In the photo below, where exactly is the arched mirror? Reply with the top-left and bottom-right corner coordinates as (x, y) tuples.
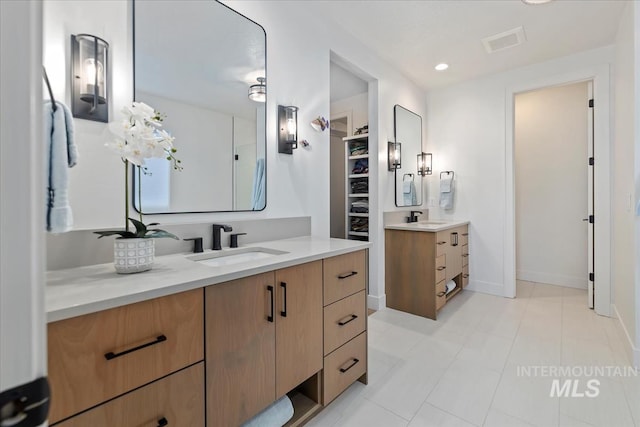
(133, 0), (266, 213)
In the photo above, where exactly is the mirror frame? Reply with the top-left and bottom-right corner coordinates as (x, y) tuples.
(393, 104), (423, 207)
(131, 0), (267, 214)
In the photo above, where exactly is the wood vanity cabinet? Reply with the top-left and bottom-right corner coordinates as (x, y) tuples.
(385, 225), (469, 320)
(205, 261), (323, 427)
(47, 289), (204, 425)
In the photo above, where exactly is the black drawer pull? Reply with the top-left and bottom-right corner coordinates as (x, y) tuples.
(451, 232), (459, 246)
(338, 314), (358, 326)
(437, 266), (446, 271)
(157, 417), (168, 427)
(462, 254), (469, 258)
(437, 241), (447, 245)
(437, 291), (447, 297)
(338, 271), (358, 279)
(280, 282), (287, 317)
(104, 335), (167, 360)
(339, 358), (359, 373)
(463, 274), (469, 278)
(267, 285), (274, 322)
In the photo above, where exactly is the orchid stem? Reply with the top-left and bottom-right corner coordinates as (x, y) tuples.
(124, 159), (129, 232)
(138, 166), (143, 224)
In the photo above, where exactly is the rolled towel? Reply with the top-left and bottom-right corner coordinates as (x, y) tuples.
(445, 280), (456, 295)
(241, 395), (294, 427)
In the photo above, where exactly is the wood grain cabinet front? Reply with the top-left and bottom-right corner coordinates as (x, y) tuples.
(323, 250), (366, 305)
(47, 289), (204, 424)
(322, 332), (367, 404)
(323, 290), (366, 355)
(55, 363), (205, 427)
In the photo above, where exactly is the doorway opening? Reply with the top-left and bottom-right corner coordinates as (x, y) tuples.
(514, 81), (594, 307)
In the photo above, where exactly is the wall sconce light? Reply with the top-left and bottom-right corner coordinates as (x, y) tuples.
(417, 152), (433, 176)
(71, 34), (109, 122)
(388, 141), (402, 171)
(278, 105), (298, 154)
(248, 77), (266, 103)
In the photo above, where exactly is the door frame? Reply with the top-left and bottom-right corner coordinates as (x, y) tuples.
(504, 65), (611, 317)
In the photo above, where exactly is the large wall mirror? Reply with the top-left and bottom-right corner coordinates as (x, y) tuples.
(394, 105), (423, 207)
(133, 0), (266, 213)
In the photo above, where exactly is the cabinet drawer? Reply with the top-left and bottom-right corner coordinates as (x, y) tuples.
(436, 254), (446, 284)
(463, 265), (469, 287)
(436, 281), (446, 311)
(56, 362), (205, 427)
(48, 289), (204, 423)
(324, 291), (366, 355)
(323, 332), (367, 404)
(324, 250), (366, 306)
(462, 244), (469, 266)
(435, 232), (448, 256)
(461, 231), (469, 246)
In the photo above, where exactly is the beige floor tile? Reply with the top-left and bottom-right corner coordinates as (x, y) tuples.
(408, 402), (476, 427)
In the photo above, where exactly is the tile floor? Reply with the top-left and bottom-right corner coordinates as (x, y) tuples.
(307, 281), (639, 427)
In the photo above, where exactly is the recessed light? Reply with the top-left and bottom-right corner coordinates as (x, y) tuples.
(435, 63), (449, 71)
(521, 0), (553, 4)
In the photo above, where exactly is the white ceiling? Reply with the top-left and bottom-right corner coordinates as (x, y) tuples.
(307, 0), (627, 91)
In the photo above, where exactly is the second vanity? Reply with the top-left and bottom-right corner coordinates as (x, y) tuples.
(385, 220), (469, 320)
(46, 236), (369, 427)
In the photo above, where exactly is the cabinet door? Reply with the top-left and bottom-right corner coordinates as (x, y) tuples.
(275, 261), (323, 397)
(206, 272), (276, 427)
(445, 228), (463, 281)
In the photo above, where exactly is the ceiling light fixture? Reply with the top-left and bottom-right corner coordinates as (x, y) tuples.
(521, 0), (553, 4)
(435, 63), (449, 71)
(248, 77), (266, 102)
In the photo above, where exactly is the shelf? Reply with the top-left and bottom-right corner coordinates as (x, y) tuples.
(348, 231), (369, 237)
(348, 173), (368, 179)
(348, 193), (369, 198)
(343, 133), (369, 141)
(446, 286), (462, 300)
(348, 154), (369, 160)
(348, 213), (369, 218)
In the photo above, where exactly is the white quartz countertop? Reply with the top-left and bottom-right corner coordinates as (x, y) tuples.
(384, 219), (469, 232)
(46, 236), (370, 323)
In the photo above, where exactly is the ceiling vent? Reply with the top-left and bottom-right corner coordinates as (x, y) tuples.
(482, 26), (526, 54)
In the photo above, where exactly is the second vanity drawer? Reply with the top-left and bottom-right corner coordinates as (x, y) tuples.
(435, 254), (446, 283)
(323, 250), (366, 306)
(436, 281), (446, 311)
(48, 289), (204, 424)
(463, 265), (470, 287)
(324, 290), (366, 355)
(56, 362), (205, 427)
(462, 244), (469, 266)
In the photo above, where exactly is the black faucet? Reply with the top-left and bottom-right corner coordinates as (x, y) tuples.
(230, 232), (247, 249)
(184, 237), (203, 253)
(212, 224), (233, 250)
(407, 211), (422, 223)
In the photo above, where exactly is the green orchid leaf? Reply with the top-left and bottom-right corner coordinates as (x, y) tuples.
(128, 218), (148, 237)
(146, 230), (179, 240)
(94, 230), (137, 239)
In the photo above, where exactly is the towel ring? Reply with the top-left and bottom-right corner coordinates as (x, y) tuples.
(440, 171), (454, 180)
(403, 173), (414, 182)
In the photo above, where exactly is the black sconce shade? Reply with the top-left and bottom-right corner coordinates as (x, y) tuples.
(417, 152), (433, 176)
(388, 141), (401, 171)
(71, 34), (109, 122)
(278, 105), (298, 154)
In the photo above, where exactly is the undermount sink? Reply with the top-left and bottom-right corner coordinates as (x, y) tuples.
(187, 247), (289, 267)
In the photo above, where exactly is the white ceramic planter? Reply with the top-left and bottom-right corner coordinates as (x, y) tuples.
(113, 238), (155, 274)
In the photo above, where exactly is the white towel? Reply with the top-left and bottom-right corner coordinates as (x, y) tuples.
(251, 158), (265, 210)
(440, 174), (454, 210)
(44, 101), (78, 233)
(241, 395), (294, 427)
(445, 280), (456, 294)
(403, 180), (417, 206)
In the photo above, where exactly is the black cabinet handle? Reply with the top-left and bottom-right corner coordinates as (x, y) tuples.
(462, 254), (469, 258)
(337, 314), (358, 326)
(267, 285), (274, 322)
(451, 232), (459, 246)
(338, 271), (358, 279)
(280, 282), (287, 317)
(104, 335), (167, 360)
(462, 233), (469, 236)
(437, 241), (447, 245)
(157, 417), (168, 427)
(463, 274), (469, 278)
(437, 266), (446, 271)
(339, 358), (360, 373)
(437, 291), (446, 297)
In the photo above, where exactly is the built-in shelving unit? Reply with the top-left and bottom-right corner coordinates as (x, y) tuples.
(344, 134), (369, 241)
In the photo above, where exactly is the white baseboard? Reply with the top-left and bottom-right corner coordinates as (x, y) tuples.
(517, 270), (587, 289)
(466, 280), (505, 298)
(367, 293), (386, 311)
(612, 304), (640, 369)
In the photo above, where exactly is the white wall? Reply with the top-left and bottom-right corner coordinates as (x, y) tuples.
(515, 82), (589, 289)
(426, 46), (614, 298)
(331, 92), (368, 134)
(614, 0), (639, 365)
